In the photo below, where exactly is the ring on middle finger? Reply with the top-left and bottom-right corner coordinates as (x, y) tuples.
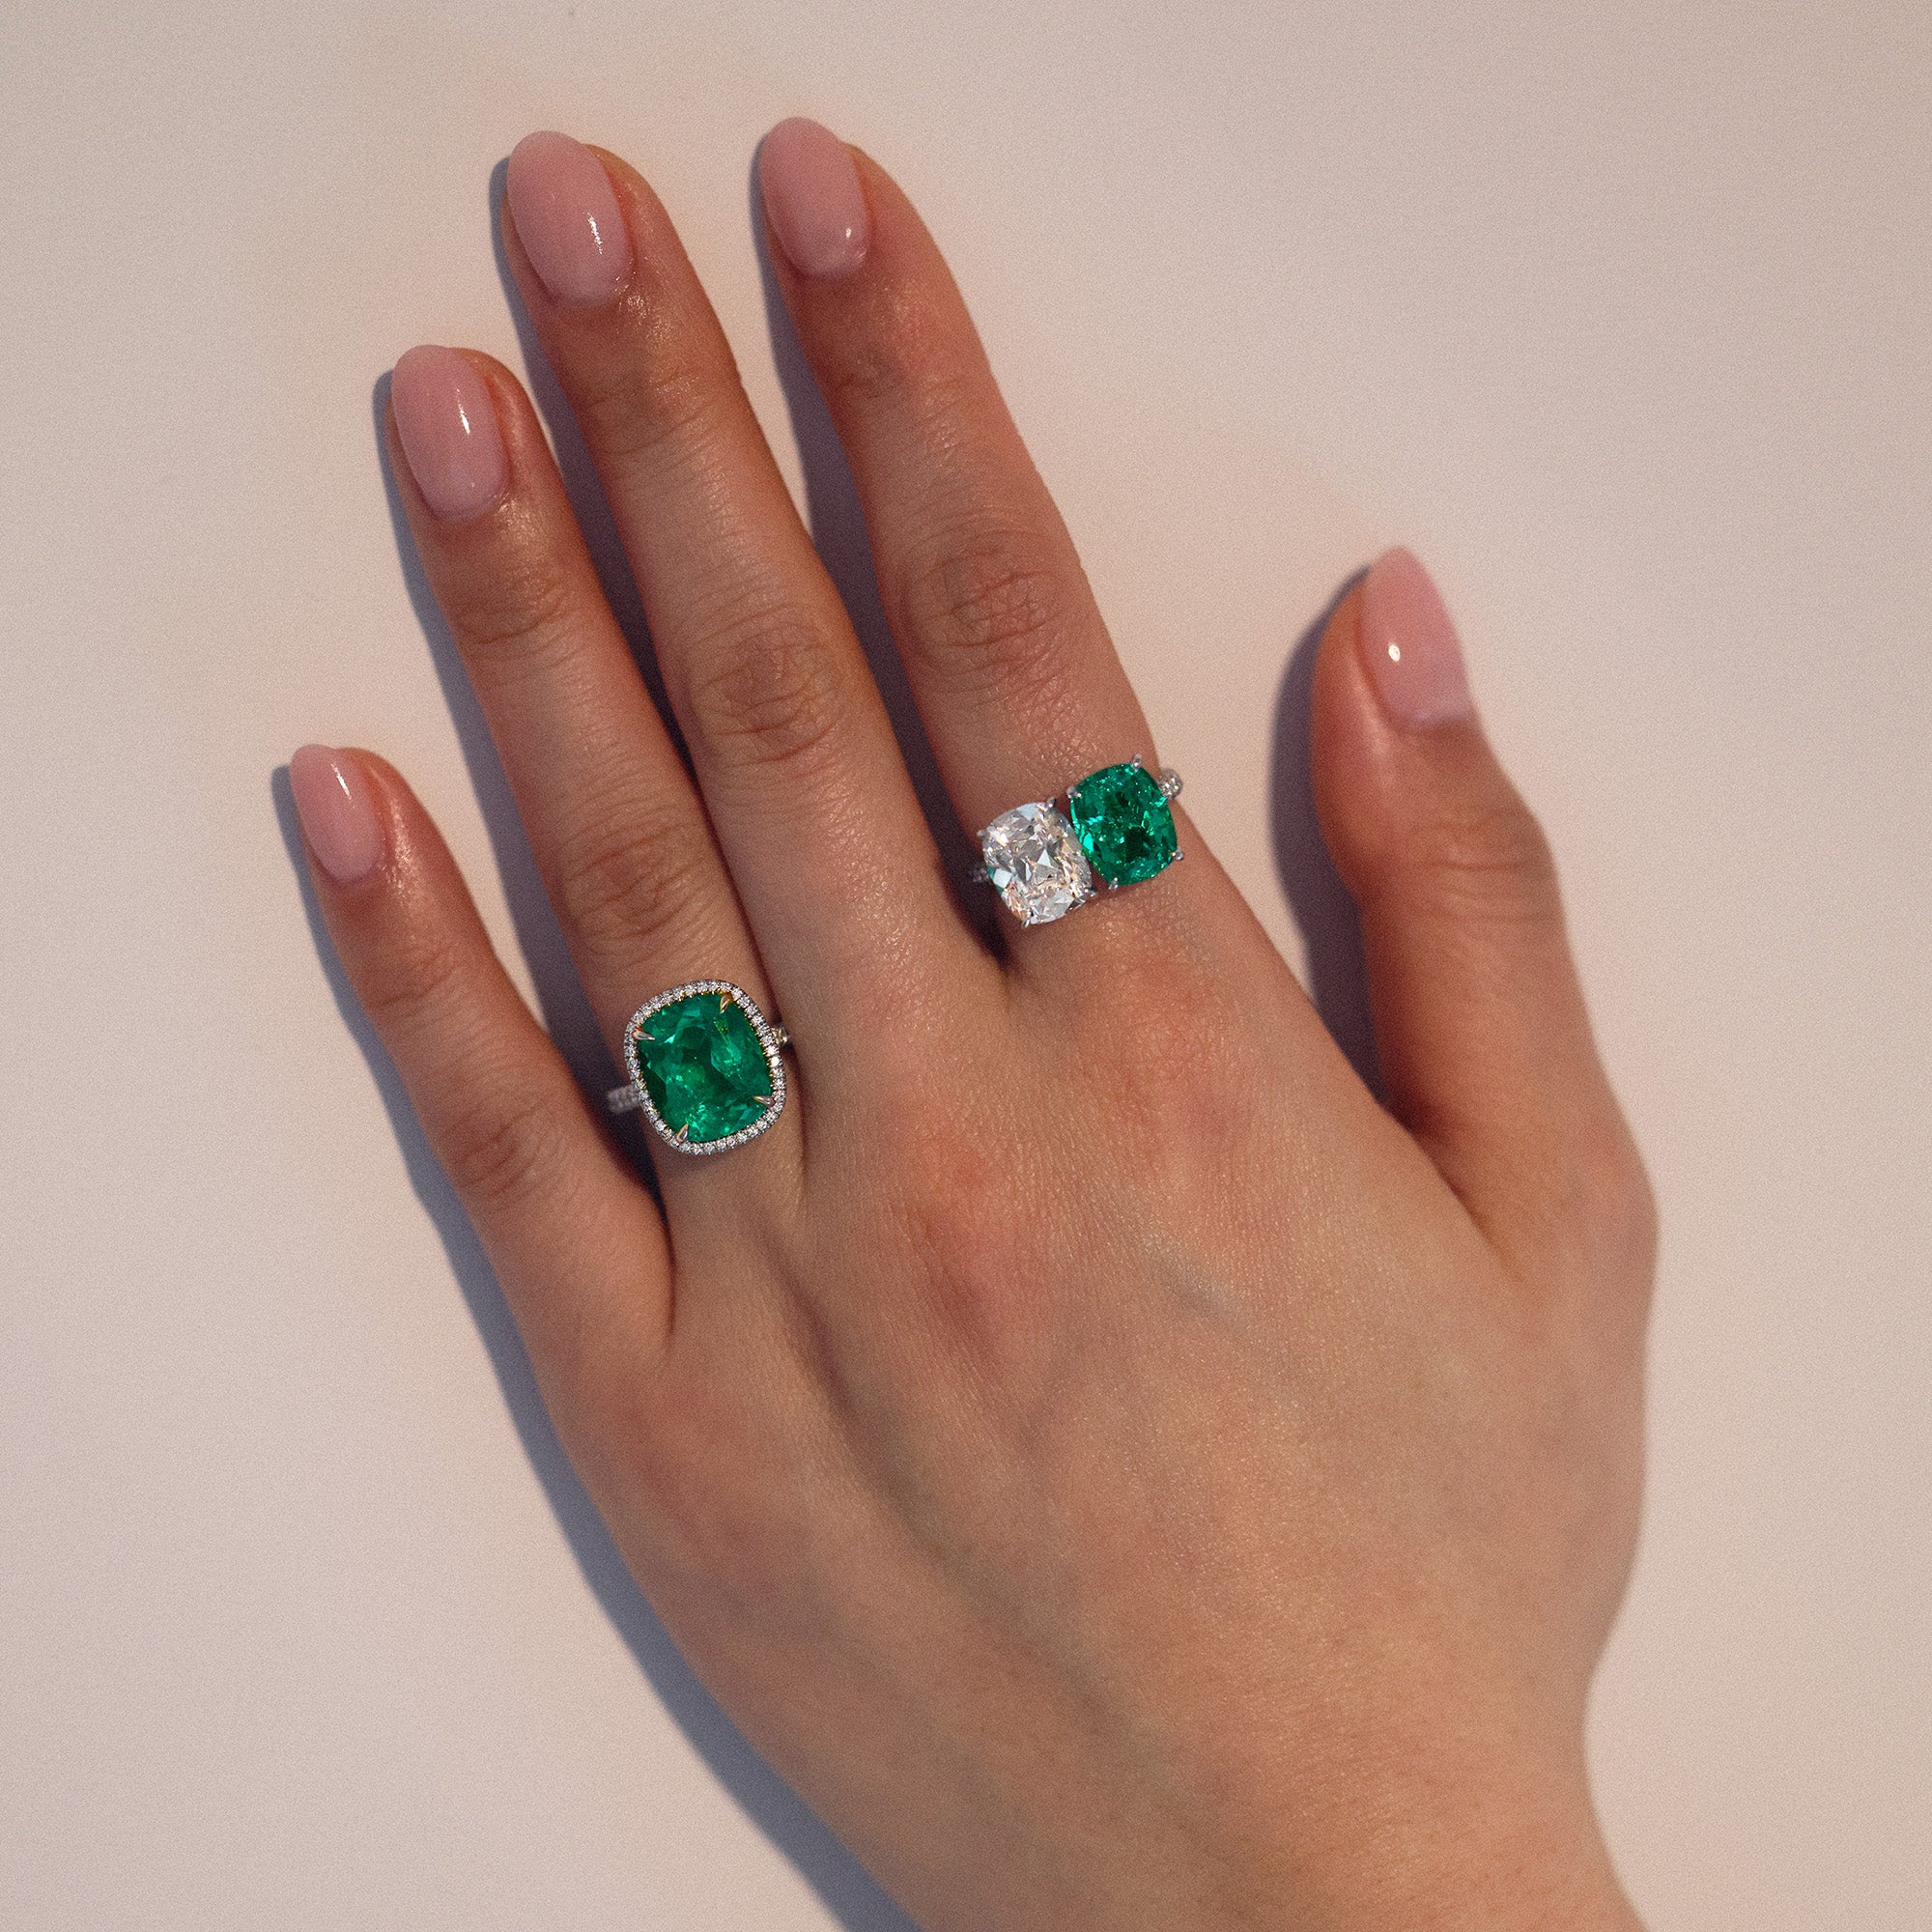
(975, 758), (1183, 927)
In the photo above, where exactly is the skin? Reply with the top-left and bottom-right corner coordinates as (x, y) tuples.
(301, 138), (1656, 1930)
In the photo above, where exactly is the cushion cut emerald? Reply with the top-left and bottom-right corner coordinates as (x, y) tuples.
(1066, 761), (1178, 886)
(630, 990), (776, 1145)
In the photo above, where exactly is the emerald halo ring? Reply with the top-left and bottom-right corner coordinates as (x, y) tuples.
(976, 759), (1183, 926)
(605, 980), (790, 1155)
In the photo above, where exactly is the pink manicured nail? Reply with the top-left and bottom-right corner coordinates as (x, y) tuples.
(506, 130), (634, 307)
(758, 118), (869, 280)
(290, 747), (384, 885)
(1357, 548), (1474, 727)
(389, 346), (508, 522)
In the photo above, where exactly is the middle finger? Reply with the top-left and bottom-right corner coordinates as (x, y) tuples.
(500, 131), (976, 1042)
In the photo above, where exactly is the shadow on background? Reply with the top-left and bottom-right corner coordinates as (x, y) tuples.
(271, 757), (909, 1932)
(1268, 580), (1379, 1095)
(270, 166), (917, 1932)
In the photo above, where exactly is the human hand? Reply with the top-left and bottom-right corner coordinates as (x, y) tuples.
(290, 120), (1654, 1930)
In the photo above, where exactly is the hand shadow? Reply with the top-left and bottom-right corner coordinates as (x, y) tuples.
(1268, 577), (1380, 1095)
(270, 171), (918, 1932)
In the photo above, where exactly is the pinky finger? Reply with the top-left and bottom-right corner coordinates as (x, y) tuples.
(289, 745), (672, 1408)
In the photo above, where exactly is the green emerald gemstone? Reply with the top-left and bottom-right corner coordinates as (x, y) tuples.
(631, 990), (775, 1144)
(1067, 761), (1178, 886)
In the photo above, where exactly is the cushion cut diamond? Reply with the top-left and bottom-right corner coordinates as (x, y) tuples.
(980, 802), (1092, 925)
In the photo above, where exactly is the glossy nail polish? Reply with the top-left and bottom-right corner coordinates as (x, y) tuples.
(757, 118), (870, 280)
(389, 346), (508, 522)
(506, 130), (634, 306)
(290, 746), (384, 884)
(1357, 547), (1474, 727)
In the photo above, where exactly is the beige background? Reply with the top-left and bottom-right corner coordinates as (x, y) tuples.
(3, 1), (1927, 1925)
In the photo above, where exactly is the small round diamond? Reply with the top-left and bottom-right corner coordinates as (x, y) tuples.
(980, 802), (1093, 925)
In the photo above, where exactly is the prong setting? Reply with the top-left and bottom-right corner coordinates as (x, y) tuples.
(607, 980), (788, 1155)
(974, 760), (1184, 923)
(978, 800), (1093, 925)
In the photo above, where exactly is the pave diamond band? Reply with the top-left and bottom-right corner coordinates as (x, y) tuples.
(975, 760), (1182, 926)
(606, 980), (790, 1154)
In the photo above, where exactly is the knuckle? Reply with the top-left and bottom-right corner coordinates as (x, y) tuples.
(1530, 1120), (1660, 1309)
(549, 801), (711, 963)
(1406, 790), (1561, 923)
(354, 924), (467, 1037)
(896, 1116), (1043, 1351)
(1581, 1128), (1660, 1285)
(450, 554), (582, 678)
(898, 524), (1081, 707)
(437, 1088), (568, 1209)
(680, 608), (846, 777)
(822, 289), (972, 413)
(568, 344), (735, 471)
(1096, 955), (1245, 1141)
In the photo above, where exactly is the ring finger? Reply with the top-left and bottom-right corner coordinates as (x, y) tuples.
(384, 344), (777, 1187)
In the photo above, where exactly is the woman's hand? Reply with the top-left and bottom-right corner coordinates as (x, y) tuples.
(291, 120), (1655, 1930)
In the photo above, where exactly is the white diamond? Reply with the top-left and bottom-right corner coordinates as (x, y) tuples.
(980, 802), (1092, 925)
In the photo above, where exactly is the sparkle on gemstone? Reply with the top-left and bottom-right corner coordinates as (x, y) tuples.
(980, 801), (1093, 925)
(1067, 760), (1179, 886)
(630, 989), (777, 1145)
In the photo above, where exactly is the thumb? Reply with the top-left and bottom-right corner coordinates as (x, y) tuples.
(1309, 549), (1654, 1295)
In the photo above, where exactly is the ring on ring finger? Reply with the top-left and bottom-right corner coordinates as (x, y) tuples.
(607, 980), (791, 1155)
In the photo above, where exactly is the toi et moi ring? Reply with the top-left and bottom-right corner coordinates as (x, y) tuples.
(606, 980), (790, 1155)
(975, 758), (1183, 927)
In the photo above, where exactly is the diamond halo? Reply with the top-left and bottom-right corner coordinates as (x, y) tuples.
(606, 980), (789, 1155)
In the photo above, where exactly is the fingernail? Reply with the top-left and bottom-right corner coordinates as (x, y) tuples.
(290, 747), (384, 885)
(506, 130), (634, 307)
(758, 118), (869, 280)
(389, 346), (508, 522)
(1357, 547), (1474, 727)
